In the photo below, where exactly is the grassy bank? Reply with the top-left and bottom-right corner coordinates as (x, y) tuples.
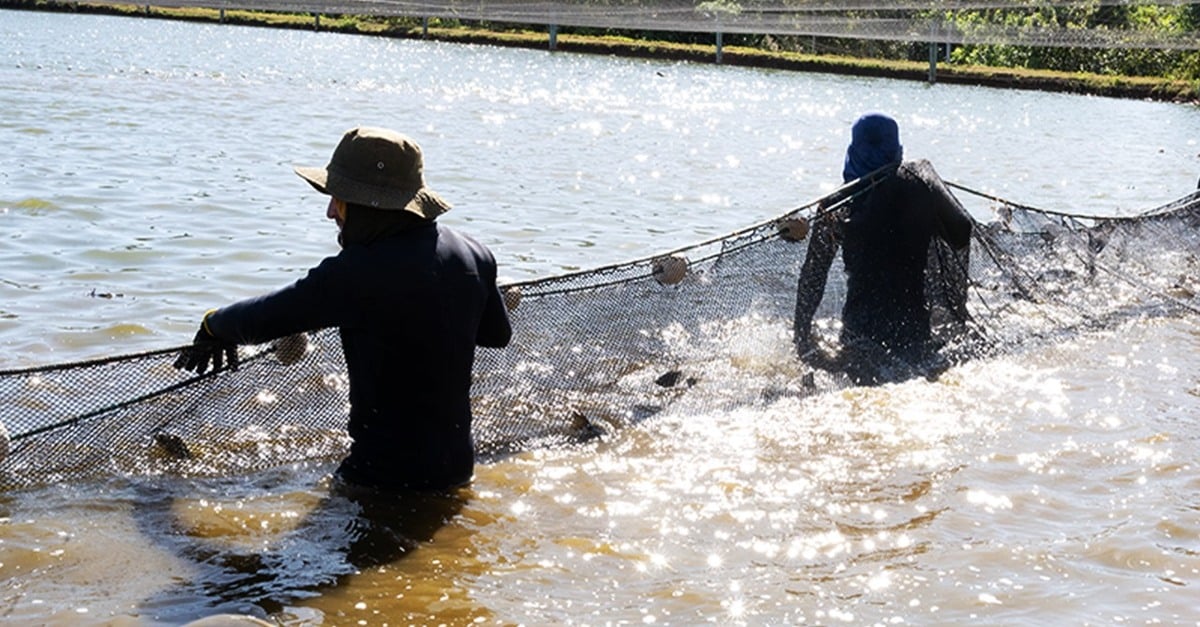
(6, 0), (1199, 103)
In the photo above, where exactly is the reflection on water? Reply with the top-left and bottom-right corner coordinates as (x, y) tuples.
(4, 12), (1200, 364)
(1, 9), (1200, 626)
(457, 318), (1200, 625)
(0, 319), (1197, 623)
(130, 470), (469, 622)
(463, 380), (982, 623)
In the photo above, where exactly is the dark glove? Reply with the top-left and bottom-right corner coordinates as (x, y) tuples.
(173, 314), (239, 375)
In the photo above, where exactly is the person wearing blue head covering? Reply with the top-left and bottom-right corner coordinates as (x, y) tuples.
(792, 113), (974, 385)
(842, 113), (903, 183)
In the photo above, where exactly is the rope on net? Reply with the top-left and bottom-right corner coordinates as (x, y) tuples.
(1, 179), (1198, 491)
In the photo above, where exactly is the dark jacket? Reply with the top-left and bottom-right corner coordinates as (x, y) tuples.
(794, 160), (972, 374)
(206, 221), (512, 490)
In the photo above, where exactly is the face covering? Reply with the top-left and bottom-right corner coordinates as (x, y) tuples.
(339, 203), (429, 248)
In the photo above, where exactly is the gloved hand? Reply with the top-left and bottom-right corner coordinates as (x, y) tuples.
(173, 313), (239, 375)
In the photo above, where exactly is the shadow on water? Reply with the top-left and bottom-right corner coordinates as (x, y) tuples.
(130, 465), (466, 623)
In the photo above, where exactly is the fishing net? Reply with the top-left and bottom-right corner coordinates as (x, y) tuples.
(1, 173), (1198, 492)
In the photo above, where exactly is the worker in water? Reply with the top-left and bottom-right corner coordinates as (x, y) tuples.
(793, 113), (973, 385)
(174, 126), (513, 491)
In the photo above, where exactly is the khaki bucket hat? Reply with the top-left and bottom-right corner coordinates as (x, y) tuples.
(294, 126), (451, 219)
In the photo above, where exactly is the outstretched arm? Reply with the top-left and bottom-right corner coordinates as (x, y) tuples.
(909, 160), (975, 333)
(793, 213), (840, 357)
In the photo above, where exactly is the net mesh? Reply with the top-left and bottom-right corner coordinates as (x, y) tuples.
(2, 178), (1198, 491)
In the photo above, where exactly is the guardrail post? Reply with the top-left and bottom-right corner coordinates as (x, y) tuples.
(928, 41), (937, 83)
(715, 31), (723, 64)
(549, 24), (558, 50)
(927, 22), (938, 84)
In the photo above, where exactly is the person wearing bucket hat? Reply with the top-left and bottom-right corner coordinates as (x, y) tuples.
(174, 126), (512, 491)
(294, 126), (452, 222)
(792, 113), (974, 385)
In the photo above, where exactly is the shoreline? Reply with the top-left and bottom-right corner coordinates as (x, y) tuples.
(4, 0), (1199, 103)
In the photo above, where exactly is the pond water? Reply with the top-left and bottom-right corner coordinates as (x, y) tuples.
(2, 9), (1199, 626)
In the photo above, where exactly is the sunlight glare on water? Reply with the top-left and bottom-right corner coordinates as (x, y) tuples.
(446, 318), (1200, 625)
(460, 363), (1001, 623)
(2, 10), (1200, 626)
(5, 15), (1199, 362)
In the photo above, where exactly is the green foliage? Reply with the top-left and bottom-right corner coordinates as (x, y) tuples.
(948, 3), (1200, 80)
(695, 0), (742, 16)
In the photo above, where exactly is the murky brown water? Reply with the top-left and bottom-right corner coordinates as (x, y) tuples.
(2, 9), (1200, 625)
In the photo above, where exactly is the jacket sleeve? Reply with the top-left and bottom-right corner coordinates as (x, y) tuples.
(913, 159), (973, 250)
(477, 283), (513, 348)
(475, 250), (513, 349)
(792, 211), (840, 353)
(204, 255), (350, 345)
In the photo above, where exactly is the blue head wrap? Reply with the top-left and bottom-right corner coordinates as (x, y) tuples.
(842, 113), (903, 183)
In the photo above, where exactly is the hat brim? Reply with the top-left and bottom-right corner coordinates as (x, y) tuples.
(293, 165), (451, 220)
